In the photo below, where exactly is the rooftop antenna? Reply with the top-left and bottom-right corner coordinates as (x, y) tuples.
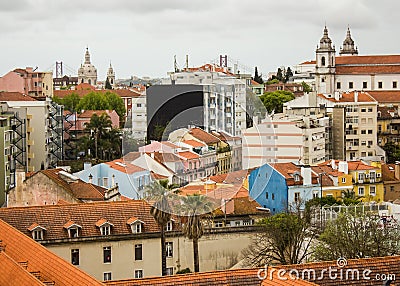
(174, 55), (178, 72)
(185, 55), (189, 70)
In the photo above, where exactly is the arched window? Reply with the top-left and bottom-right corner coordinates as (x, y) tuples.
(88, 79), (91, 85)
(321, 56), (326, 66)
(111, 79), (113, 84)
(81, 79), (84, 83)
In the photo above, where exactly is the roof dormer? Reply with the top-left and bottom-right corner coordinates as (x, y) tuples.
(127, 217), (144, 234)
(95, 218), (114, 236)
(28, 223), (46, 241)
(63, 220), (82, 238)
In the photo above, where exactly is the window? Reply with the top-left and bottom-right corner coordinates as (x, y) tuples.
(71, 249), (79, 265)
(134, 270), (143, 278)
(370, 186), (376, 196)
(271, 193), (275, 200)
(363, 82), (368, 89)
(378, 81), (383, 89)
(214, 221), (224, 227)
(137, 103), (142, 107)
(103, 177), (109, 187)
(321, 56), (326, 66)
(265, 192), (269, 199)
(361, 130), (366, 135)
(166, 267), (174, 276)
(135, 244), (142, 261)
(358, 173), (365, 181)
(358, 187), (365, 196)
(101, 225), (111, 236)
(337, 82), (341, 89)
(368, 130), (373, 134)
(33, 230), (43, 240)
(391, 186), (395, 192)
(134, 223), (142, 233)
(165, 242), (173, 258)
(103, 272), (112, 281)
(368, 108), (373, 112)
(103, 246), (111, 263)
(349, 82), (354, 89)
(69, 227), (79, 238)
(294, 192), (300, 203)
(165, 221), (173, 231)
(342, 177), (346, 183)
(294, 174), (300, 182)
(393, 81), (398, 89)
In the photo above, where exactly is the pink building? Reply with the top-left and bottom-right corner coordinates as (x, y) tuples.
(0, 67), (53, 98)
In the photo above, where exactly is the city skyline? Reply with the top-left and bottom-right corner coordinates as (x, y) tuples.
(0, 0), (399, 80)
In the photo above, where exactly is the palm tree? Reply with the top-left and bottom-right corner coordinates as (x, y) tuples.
(341, 189), (363, 205)
(179, 195), (214, 272)
(84, 113), (113, 160)
(145, 182), (171, 276)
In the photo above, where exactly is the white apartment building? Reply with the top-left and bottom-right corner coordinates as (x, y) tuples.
(131, 94), (147, 140)
(242, 114), (326, 169)
(162, 64), (248, 137)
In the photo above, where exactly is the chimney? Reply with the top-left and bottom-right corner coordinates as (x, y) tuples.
(331, 159), (336, 170)
(334, 91), (340, 101)
(395, 162), (400, 180)
(88, 174), (93, 184)
(84, 162), (91, 170)
(111, 174), (115, 187)
(338, 161), (349, 175)
(354, 91), (358, 103)
(301, 166), (312, 185)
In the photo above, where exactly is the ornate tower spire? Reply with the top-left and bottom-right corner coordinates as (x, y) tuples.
(318, 25), (334, 51)
(339, 26), (358, 56)
(84, 47), (91, 64)
(315, 25), (336, 94)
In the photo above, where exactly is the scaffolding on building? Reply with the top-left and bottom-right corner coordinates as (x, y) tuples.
(48, 101), (64, 167)
(11, 112), (27, 171)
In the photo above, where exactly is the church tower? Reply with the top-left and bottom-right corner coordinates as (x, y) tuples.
(315, 26), (336, 94)
(106, 62), (115, 88)
(78, 47), (98, 86)
(339, 26), (358, 56)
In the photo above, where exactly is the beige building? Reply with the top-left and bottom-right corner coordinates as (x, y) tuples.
(242, 114), (326, 169)
(0, 200), (263, 281)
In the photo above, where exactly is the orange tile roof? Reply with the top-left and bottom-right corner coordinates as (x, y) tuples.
(95, 218), (112, 227)
(126, 217), (143, 225)
(209, 170), (249, 184)
(189, 127), (220, 144)
(75, 83), (95, 90)
(78, 110), (111, 118)
(319, 160), (377, 171)
(40, 168), (107, 201)
(0, 91), (36, 101)
(123, 152), (142, 162)
(105, 159), (146, 174)
(182, 139), (206, 147)
(318, 91), (376, 103)
(0, 200), (160, 241)
(270, 163), (318, 185)
(336, 55), (400, 65)
(153, 152), (182, 163)
(0, 219), (105, 285)
(27, 223), (45, 232)
(336, 65), (400, 74)
(161, 141), (180, 149)
(63, 220), (81, 229)
(104, 268), (317, 286)
(368, 91), (400, 103)
(178, 151), (200, 160)
(150, 171), (169, 180)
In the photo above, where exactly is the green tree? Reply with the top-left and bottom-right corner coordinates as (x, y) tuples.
(105, 77), (112, 90)
(179, 195), (214, 272)
(259, 90), (295, 113)
(383, 142), (400, 163)
(313, 212), (400, 261)
(341, 189), (363, 205)
(53, 93), (81, 112)
(301, 81), (312, 93)
(243, 212), (316, 266)
(77, 92), (110, 112)
(145, 182), (172, 276)
(266, 79), (279, 85)
(284, 67), (293, 83)
(276, 68), (283, 82)
(253, 66), (264, 84)
(105, 91), (126, 118)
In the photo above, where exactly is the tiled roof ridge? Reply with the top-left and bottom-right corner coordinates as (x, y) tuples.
(3, 198), (148, 211)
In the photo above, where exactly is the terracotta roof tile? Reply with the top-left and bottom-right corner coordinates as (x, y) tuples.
(368, 91), (400, 103)
(189, 127), (220, 144)
(63, 220), (81, 229)
(95, 218), (113, 227)
(0, 200), (160, 241)
(105, 159), (146, 174)
(336, 55), (400, 65)
(0, 91), (36, 101)
(178, 151), (200, 160)
(126, 217), (143, 225)
(318, 91), (376, 103)
(0, 219), (105, 285)
(182, 140), (206, 147)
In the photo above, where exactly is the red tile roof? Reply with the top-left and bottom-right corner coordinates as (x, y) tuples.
(105, 159), (146, 174)
(336, 55), (400, 65)
(104, 268), (317, 286)
(78, 110), (112, 118)
(318, 91), (376, 103)
(209, 170), (249, 184)
(0, 219), (105, 285)
(178, 151), (200, 160)
(319, 160), (377, 171)
(0, 91), (36, 101)
(153, 152), (182, 163)
(0, 200), (161, 241)
(182, 140), (206, 148)
(368, 91), (400, 103)
(189, 127), (220, 145)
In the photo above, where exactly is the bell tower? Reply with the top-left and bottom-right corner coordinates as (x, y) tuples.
(339, 26), (358, 56)
(315, 26), (336, 94)
(106, 62), (115, 88)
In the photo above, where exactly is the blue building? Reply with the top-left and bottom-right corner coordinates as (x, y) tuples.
(74, 159), (151, 199)
(249, 162), (320, 214)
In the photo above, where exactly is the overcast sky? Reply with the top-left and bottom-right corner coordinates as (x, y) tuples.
(0, 0), (398, 80)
